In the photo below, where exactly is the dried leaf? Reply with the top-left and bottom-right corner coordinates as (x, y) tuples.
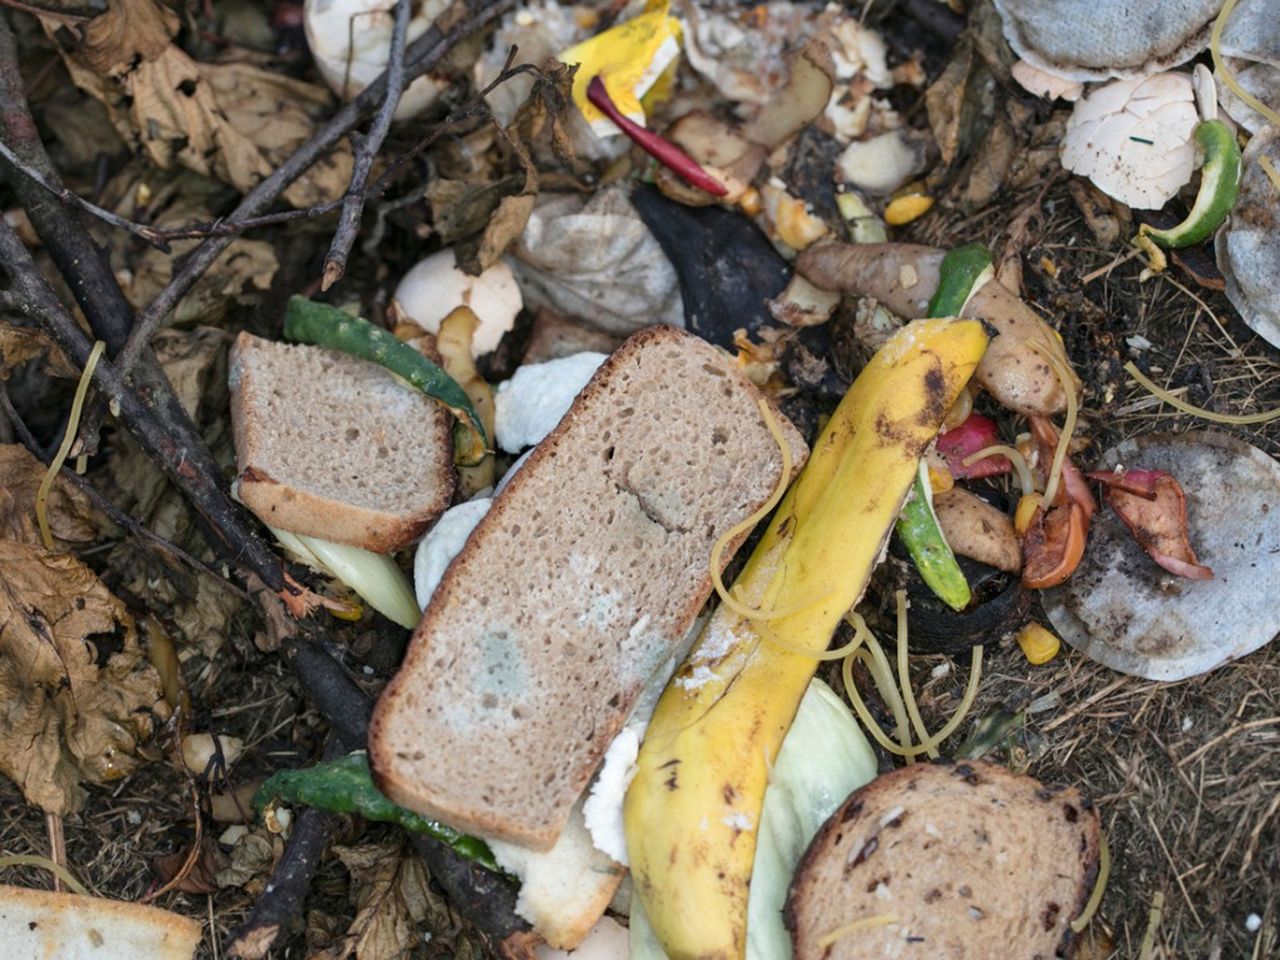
(50, 0), (351, 208)
(0, 541), (166, 814)
(0, 326), (77, 380)
(0, 444), (97, 548)
(322, 843), (436, 960)
(153, 837), (230, 894)
(215, 827), (279, 892)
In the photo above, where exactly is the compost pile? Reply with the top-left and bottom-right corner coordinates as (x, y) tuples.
(0, 0), (1277, 958)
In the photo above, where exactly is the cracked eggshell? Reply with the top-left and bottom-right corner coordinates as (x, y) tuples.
(837, 129), (929, 195)
(992, 0), (1223, 82)
(1216, 126), (1280, 349)
(303, 0), (448, 120)
(1061, 72), (1199, 209)
(1011, 59), (1083, 101)
(392, 250), (522, 357)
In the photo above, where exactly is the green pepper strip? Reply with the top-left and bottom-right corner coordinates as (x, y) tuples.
(1139, 119), (1242, 249)
(894, 243), (993, 609)
(895, 464), (972, 611)
(254, 751), (505, 874)
(284, 296), (489, 466)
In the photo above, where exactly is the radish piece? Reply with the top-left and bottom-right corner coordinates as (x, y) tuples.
(936, 414), (1010, 479)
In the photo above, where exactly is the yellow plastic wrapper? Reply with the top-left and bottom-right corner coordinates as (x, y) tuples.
(558, 0), (681, 137)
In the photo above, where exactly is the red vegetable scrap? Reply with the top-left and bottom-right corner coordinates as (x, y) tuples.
(586, 76), (729, 198)
(936, 413), (1011, 479)
(1021, 416), (1096, 590)
(1087, 468), (1214, 580)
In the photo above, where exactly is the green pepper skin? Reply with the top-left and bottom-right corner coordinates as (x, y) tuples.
(254, 751), (503, 873)
(926, 242), (994, 317)
(1142, 120), (1242, 249)
(284, 296), (488, 464)
(896, 472), (972, 611)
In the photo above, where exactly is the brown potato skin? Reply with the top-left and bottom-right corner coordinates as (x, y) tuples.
(796, 241), (1077, 416)
(933, 486), (1022, 573)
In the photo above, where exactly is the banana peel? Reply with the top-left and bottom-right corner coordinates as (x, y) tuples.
(623, 317), (988, 960)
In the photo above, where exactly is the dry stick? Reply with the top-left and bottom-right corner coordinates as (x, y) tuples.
(114, 0), (517, 384)
(0, 380), (251, 599)
(0, 219), (293, 596)
(0, 139), (171, 251)
(320, 0), (411, 291)
(225, 734), (344, 960)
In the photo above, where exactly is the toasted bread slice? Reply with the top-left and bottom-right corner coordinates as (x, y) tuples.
(229, 332), (455, 552)
(369, 326), (808, 850)
(785, 760), (1100, 960)
(2, 885), (201, 959)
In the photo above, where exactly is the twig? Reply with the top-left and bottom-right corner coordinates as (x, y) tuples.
(114, 0), (517, 384)
(44, 813), (64, 893)
(320, 0), (411, 291)
(0, 383), (251, 601)
(225, 736), (343, 960)
(142, 781), (203, 903)
(0, 217), (294, 598)
(0, 139), (171, 251)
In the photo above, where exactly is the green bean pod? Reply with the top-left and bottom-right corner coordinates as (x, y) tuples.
(895, 466), (972, 611)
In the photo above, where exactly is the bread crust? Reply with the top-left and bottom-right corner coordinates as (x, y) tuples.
(1, 884), (202, 959)
(229, 331), (456, 552)
(368, 325), (807, 850)
(785, 759), (1101, 960)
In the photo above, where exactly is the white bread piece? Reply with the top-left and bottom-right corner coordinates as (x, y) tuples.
(2, 885), (201, 960)
(369, 326), (808, 850)
(229, 332), (456, 552)
(489, 800), (625, 950)
(785, 760), (1101, 960)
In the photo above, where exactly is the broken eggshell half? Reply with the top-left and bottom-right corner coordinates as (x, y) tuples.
(303, 0), (448, 120)
(992, 0), (1222, 83)
(392, 249), (523, 358)
(1044, 431), (1280, 681)
(1061, 72), (1200, 209)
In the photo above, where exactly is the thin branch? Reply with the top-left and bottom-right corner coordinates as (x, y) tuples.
(0, 383), (251, 601)
(320, 0), (411, 291)
(225, 735), (343, 960)
(0, 217), (295, 598)
(114, 0), (518, 384)
(0, 138), (171, 251)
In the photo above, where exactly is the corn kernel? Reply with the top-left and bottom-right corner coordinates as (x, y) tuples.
(737, 186), (762, 217)
(927, 464), (954, 495)
(1017, 622), (1061, 665)
(884, 193), (934, 226)
(1014, 493), (1040, 535)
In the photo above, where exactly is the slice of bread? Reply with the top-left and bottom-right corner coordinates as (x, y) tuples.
(785, 760), (1100, 960)
(2, 885), (201, 959)
(229, 332), (456, 553)
(369, 325), (808, 850)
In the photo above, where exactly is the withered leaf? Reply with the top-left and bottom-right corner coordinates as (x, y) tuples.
(50, 0), (351, 208)
(0, 326), (77, 381)
(0, 444), (97, 548)
(322, 843), (437, 960)
(0, 541), (166, 815)
(215, 827), (279, 892)
(153, 837), (230, 894)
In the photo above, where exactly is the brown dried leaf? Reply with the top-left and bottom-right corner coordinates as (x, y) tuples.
(323, 843), (435, 960)
(0, 444), (97, 548)
(0, 541), (166, 814)
(51, 0), (351, 208)
(215, 827), (279, 892)
(153, 837), (230, 894)
(0, 326), (77, 380)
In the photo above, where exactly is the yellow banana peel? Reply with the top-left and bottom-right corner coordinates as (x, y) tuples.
(624, 317), (989, 960)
